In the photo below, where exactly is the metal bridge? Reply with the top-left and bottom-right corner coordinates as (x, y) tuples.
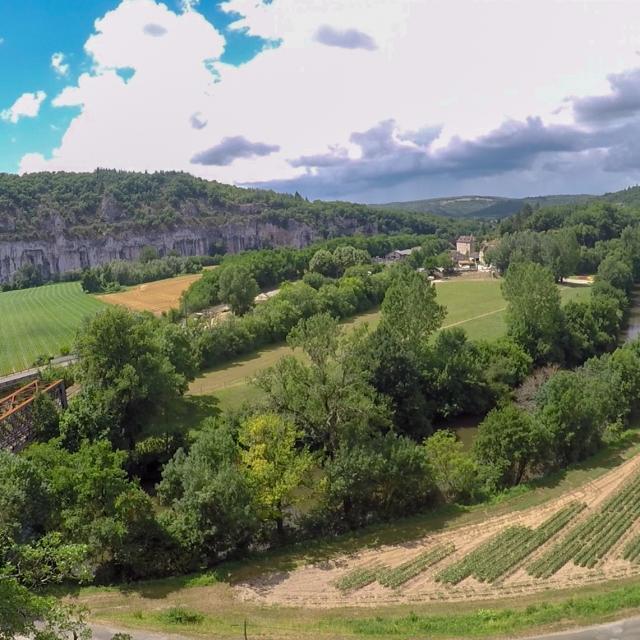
(0, 379), (68, 453)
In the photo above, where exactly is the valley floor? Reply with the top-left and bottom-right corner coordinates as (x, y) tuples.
(71, 436), (640, 640)
(188, 279), (589, 410)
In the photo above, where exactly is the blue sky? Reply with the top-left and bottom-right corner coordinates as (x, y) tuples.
(0, 0), (265, 173)
(3, 0), (640, 202)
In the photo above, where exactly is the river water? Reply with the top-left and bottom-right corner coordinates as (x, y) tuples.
(622, 287), (640, 343)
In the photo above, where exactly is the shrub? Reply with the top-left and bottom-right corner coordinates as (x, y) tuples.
(160, 607), (204, 625)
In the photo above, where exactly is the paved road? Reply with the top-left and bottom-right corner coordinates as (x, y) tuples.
(88, 615), (640, 640)
(525, 615), (640, 640)
(0, 355), (77, 391)
(90, 624), (186, 640)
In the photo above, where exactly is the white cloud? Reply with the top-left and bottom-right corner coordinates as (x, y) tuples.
(1, 90), (46, 124)
(51, 52), (69, 77)
(18, 0), (640, 200)
(180, 0), (200, 12)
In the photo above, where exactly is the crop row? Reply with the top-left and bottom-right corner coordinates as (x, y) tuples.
(335, 563), (383, 592)
(528, 472), (640, 578)
(436, 502), (585, 585)
(623, 533), (640, 562)
(377, 544), (455, 588)
(335, 544), (455, 592)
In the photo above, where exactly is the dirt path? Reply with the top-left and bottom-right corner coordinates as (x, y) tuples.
(442, 305), (506, 329)
(236, 451), (640, 608)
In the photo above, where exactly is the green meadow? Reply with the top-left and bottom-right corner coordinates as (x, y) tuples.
(0, 282), (105, 375)
(189, 279), (591, 410)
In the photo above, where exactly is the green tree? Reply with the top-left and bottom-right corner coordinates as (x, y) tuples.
(322, 433), (431, 526)
(23, 440), (161, 580)
(218, 264), (259, 315)
(365, 327), (432, 439)
(30, 392), (61, 442)
(255, 314), (389, 457)
(474, 404), (548, 488)
(332, 245), (370, 273)
(73, 307), (188, 448)
(424, 328), (492, 418)
(139, 245), (159, 263)
(309, 249), (339, 277)
(536, 368), (615, 464)
(540, 229), (579, 282)
(80, 269), (103, 293)
(423, 431), (478, 503)
(239, 413), (313, 536)
(502, 261), (564, 363)
(157, 420), (257, 564)
(596, 251), (634, 294)
(379, 267), (445, 351)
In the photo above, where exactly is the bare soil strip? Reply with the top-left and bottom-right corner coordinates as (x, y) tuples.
(236, 451), (640, 608)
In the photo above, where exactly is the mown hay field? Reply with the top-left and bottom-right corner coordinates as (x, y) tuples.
(0, 282), (105, 374)
(96, 271), (206, 314)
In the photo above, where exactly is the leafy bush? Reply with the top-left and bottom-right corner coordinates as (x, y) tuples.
(159, 607), (204, 625)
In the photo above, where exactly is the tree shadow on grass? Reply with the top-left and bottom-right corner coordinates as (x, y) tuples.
(67, 431), (640, 601)
(142, 394), (222, 440)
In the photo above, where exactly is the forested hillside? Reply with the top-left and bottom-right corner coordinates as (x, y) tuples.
(0, 170), (486, 285)
(0, 170), (478, 241)
(377, 194), (595, 219)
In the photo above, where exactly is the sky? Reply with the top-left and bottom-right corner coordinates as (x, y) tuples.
(3, 0), (640, 203)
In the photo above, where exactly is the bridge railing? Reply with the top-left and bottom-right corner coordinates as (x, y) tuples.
(0, 379), (68, 453)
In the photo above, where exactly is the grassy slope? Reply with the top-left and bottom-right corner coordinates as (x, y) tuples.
(74, 435), (640, 640)
(189, 280), (590, 410)
(0, 282), (105, 374)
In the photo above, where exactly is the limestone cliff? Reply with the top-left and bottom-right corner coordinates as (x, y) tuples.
(0, 218), (377, 283)
(0, 169), (448, 283)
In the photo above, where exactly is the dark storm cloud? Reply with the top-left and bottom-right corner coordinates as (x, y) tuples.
(246, 66), (640, 201)
(435, 117), (607, 176)
(191, 136), (280, 166)
(252, 117), (608, 197)
(314, 25), (377, 51)
(572, 68), (640, 124)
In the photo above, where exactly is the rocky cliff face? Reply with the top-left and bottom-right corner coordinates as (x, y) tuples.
(0, 218), (377, 283)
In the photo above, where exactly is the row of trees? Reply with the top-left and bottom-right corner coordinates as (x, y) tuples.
(501, 237), (634, 365)
(80, 252), (214, 294)
(180, 233), (460, 314)
(196, 266), (390, 368)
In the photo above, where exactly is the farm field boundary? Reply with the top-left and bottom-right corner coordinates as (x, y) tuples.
(0, 282), (105, 375)
(96, 271), (206, 314)
(235, 448), (640, 608)
(188, 281), (589, 407)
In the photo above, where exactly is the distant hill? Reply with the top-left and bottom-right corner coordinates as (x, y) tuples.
(0, 170), (480, 284)
(376, 194), (595, 219)
(601, 185), (640, 206)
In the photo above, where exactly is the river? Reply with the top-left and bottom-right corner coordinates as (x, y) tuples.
(622, 285), (640, 343)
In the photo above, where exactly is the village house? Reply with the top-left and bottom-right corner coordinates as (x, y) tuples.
(451, 235), (480, 269)
(379, 246), (421, 263)
(456, 235), (476, 257)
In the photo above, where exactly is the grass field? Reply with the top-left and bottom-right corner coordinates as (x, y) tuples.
(96, 271), (206, 315)
(0, 282), (105, 375)
(188, 280), (591, 409)
(72, 436), (640, 640)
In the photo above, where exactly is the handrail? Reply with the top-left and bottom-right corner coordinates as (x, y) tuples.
(0, 380), (64, 422)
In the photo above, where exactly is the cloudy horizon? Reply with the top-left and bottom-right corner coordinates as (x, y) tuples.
(3, 0), (640, 203)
